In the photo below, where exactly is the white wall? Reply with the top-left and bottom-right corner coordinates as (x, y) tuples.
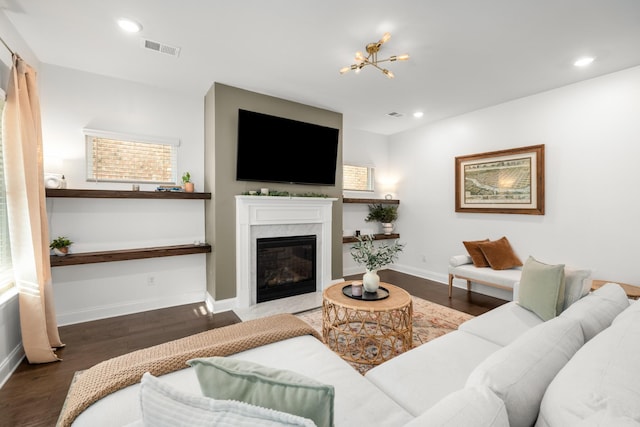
(342, 127), (397, 275)
(39, 64), (208, 324)
(39, 64), (204, 190)
(389, 65), (640, 298)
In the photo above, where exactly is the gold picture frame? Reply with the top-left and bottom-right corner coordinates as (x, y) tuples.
(455, 144), (545, 215)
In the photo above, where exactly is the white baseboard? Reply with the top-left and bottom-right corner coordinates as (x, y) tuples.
(56, 291), (206, 326)
(390, 263), (449, 284)
(205, 277), (345, 316)
(205, 293), (237, 314)
(0, 343), (24, 389)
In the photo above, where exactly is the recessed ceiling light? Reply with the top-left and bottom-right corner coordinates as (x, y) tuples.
(574, 57), (595, 67)
(117, 18), (143, 33)
(413, 111), (424, 118)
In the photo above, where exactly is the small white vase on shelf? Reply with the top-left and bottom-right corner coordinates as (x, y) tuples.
(363, 269), (380, 293)
(381, 222), (394, 235)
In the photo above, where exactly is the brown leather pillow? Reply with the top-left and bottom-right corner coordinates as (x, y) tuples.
(463, 239), (490, 267)
(477, 236), (523, 270)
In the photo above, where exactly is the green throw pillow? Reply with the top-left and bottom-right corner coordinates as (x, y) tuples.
(188, 356), (335, 427)
(518, 256), (566, 321)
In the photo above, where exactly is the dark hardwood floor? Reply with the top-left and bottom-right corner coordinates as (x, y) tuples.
(356, 269), (508, 316)
(0, 270), (506, 427)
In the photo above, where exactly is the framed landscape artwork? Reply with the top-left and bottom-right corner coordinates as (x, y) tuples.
(455, 144), (545, 215)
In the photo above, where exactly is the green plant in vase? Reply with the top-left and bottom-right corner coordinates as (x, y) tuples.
(350, 235), (404, 292)
(365, 203), (399, 235)
(182, 172), (194, 192)
(50, 236), (73, 256)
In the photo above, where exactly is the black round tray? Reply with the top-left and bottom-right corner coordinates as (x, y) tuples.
(342, 284), (389, 301)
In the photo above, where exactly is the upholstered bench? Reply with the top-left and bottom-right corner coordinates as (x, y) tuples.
(448, 254), (522, 297)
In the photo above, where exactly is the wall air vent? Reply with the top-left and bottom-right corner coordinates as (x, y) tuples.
(141, 39), (181, 57)
(387, 112), (403, 117)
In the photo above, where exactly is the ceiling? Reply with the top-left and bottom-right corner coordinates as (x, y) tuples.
(3, 0), (640, 135)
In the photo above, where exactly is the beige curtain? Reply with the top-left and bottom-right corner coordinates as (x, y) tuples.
(2, 54), (63, 363)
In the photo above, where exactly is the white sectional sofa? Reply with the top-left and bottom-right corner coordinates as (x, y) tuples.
(71, 281), (639, 427)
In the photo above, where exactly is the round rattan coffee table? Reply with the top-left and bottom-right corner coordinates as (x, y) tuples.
(322, 281), (412, 366)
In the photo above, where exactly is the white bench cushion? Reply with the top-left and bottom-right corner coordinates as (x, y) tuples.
(449, 264), (522, 289)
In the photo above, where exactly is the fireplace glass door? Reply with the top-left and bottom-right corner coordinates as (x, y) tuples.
(256, 235), (317, 303)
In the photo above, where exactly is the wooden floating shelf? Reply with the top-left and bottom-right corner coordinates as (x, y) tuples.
(46, 189), (211, 200)
(50, 243), (212, 267)
(342, 233), (400, 244)
(343, 197), (399, 205)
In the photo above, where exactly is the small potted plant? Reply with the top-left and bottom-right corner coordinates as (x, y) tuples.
(50, 236), (73, 257)
(182, 172), (194, 193)
(365, 204), (399, 235)
(350, 235), (404, 292)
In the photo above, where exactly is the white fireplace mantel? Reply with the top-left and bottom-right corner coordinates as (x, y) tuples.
(235, 195), (337, 308)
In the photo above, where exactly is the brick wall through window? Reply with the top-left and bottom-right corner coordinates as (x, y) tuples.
(85, 131), (178, 184)
(343, 164), (374, 191)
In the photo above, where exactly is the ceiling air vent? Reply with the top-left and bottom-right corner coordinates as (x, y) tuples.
(141, 39), (181, 57)
(387, 112), (403, 118)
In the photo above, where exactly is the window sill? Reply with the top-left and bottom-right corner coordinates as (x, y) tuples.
(0, 285), (18, 309)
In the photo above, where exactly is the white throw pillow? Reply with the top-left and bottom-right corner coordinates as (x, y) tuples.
(466, 316), (584, 427)
(138, 372), (316, 427)
(403, 386), (509, 427)
(560, 282), (629, 341)
(561, 267), (592, 311)
(449, 254), (473, 267)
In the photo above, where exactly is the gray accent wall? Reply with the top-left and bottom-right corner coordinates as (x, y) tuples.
(205, 83), (343, 301)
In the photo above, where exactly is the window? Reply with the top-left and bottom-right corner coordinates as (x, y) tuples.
(343, 164), (375, 191)
(84, 129), (180, 184)
(0, 90), (14, 294)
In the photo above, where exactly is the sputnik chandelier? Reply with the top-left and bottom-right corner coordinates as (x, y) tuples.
(339, 32), (409, 79)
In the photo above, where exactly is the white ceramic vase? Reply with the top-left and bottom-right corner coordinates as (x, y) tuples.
(381, 222), (394, 235)
(363, 269), (380, 293)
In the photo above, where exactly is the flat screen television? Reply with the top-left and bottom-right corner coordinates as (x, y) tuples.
(236, 109), (340, 186)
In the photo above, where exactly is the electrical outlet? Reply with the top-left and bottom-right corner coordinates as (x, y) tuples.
(421, 254), (427, 263)
(147, 276), (156, 286)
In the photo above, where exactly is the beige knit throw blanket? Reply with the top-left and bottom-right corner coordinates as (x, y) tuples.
(57, 313), (320, 427)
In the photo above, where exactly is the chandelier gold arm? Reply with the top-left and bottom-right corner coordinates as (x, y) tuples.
(339, 32), (409, 77)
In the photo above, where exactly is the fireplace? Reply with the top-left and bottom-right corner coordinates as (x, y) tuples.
(235, 195), (336, 309)
(256, 235), (317, 303)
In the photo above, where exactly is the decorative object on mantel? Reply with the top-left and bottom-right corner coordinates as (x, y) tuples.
(365, 203), (399, 235)
(339, 32), (410, 79)
(182, 172), (194, 193)
(350, 235), (404, 293)
(44, 173), (67, 189)
(455, 144), (545, 215)
(240, 190), (330, 198)
(50, 236), (73, 256)
(156, 185), (184, 192)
